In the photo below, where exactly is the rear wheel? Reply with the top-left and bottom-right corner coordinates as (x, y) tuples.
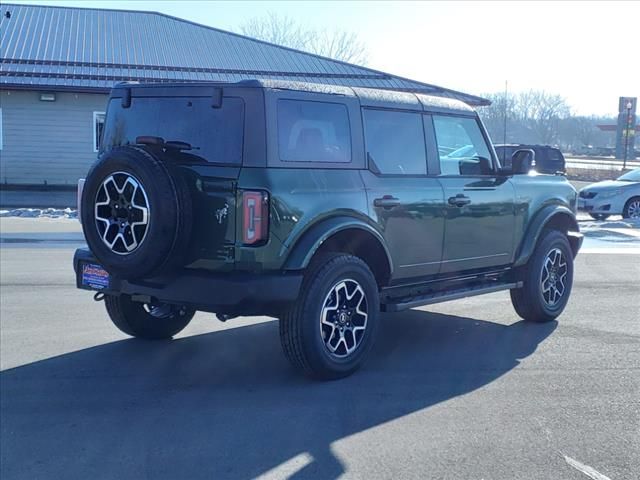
(105, 294), (195, 339)
(511, 230), (574, 323)
(279, 254), (379, 380)
(622, 197), (640, 219)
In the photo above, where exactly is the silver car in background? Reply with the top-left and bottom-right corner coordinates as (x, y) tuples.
(578, 168), (640, 220)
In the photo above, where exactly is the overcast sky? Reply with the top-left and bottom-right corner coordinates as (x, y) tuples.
(9, 0), (640, 116)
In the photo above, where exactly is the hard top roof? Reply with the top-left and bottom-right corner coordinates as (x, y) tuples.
(112, 79), (476, 113)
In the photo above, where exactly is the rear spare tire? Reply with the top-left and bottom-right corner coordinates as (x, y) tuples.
(81, 146), (192, 278)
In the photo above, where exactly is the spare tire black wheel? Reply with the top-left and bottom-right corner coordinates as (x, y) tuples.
(81, 146), (193, 279)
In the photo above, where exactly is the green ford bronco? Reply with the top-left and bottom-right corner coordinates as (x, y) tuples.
(74, 80), (583, 379)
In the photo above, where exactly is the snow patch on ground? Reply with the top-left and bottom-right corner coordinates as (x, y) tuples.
(580, 218), (640, 230)
(0, 208), (77, 219)
(579, 216), (640, 248)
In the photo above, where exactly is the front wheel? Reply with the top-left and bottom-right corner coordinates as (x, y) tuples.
(279, 254), (380, 380)
(511, 230), (574, 323)
(105, 294), (195, 339)
(589, 213), (609, 221)
(623, 197), (640, 219)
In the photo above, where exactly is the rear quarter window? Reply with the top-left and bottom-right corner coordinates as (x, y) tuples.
(277, 99), (351, 163)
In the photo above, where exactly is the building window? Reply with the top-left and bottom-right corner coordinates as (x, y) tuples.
(93, 111), (105, 152)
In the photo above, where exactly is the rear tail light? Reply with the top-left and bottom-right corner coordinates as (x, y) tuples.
(77, 178), (85, 224)
(242, 190), (269, 245)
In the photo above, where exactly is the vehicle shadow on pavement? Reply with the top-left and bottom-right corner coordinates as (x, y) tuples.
(0, 310), (556, 480)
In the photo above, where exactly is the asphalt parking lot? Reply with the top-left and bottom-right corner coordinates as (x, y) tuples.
(1, 245), (638, 480)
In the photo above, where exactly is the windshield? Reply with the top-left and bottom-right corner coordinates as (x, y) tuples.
(102, 96), (245, 165)
(618, 169), (640, 182)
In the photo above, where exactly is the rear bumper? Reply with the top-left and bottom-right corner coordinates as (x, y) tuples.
(73, 248), (302, 316)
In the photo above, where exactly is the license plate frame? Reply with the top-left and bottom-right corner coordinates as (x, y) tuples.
(80, 262), (111, 291)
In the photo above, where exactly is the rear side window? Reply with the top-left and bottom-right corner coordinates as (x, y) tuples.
(362, 109), (426, 175)
(277, 99), (351, 163)
(102, 96), (244, 165)
(433, 115), (493, 175)
(548, 148), (563, 162)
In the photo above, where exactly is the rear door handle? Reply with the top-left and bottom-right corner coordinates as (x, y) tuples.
(374, 195), (401, 209)
(448, 194), (471, 207)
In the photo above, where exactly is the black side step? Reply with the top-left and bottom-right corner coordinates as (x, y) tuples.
(381, 281), (522, 312)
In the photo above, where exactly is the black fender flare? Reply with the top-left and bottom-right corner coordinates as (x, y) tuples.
(513, 205), (580, 267)
(283, 216), (394, 276)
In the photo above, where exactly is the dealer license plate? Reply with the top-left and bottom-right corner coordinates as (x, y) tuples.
(81, 263), (110, 290)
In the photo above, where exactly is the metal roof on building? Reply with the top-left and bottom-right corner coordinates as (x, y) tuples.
(0, 3), (489, 106)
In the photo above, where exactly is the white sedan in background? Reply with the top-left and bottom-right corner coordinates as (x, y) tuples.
(578, 168), (640, 220)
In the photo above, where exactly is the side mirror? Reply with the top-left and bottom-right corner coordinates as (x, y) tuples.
(511, 149), (534, 174)
(477, 156), (492, 175)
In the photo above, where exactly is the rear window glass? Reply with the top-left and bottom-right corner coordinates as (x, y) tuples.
(277, 99), (351, 163)
(102, 96), (244, 165)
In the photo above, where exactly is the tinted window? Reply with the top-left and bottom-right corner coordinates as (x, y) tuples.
(433, 116), (493, 175)
(548, 148), (563, 162)
(102, 96), (244, 164)
(495, 146), (516, 166)
(277, 99), (351, 163)
(363, 109), (426, 175)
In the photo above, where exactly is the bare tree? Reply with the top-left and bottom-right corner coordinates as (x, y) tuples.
(478, 92), (514, 143)
(572, 116), (597, 147)
(479, 90), (572, 146)
(522, 91), (571, 144)
(239, 12), (368, 65)
(239, 12), (311, 51)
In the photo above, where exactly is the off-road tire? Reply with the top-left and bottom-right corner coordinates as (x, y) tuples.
(622, 197), (640, 219)
(81, 146), (193, 279)
(511, 230), (574, 323)
(279, 253), (380, 380)
(105, 294), (195, 339)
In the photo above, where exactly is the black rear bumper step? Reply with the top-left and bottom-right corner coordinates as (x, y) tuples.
(73, 248), (302, 316)
(382, 281), (522, 312)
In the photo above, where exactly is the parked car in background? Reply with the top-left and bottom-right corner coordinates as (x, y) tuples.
(495, 144), (566, 174)
(578, 168), (640, 220)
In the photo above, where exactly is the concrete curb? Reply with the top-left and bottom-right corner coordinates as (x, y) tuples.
(0, 232), (86, 245)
